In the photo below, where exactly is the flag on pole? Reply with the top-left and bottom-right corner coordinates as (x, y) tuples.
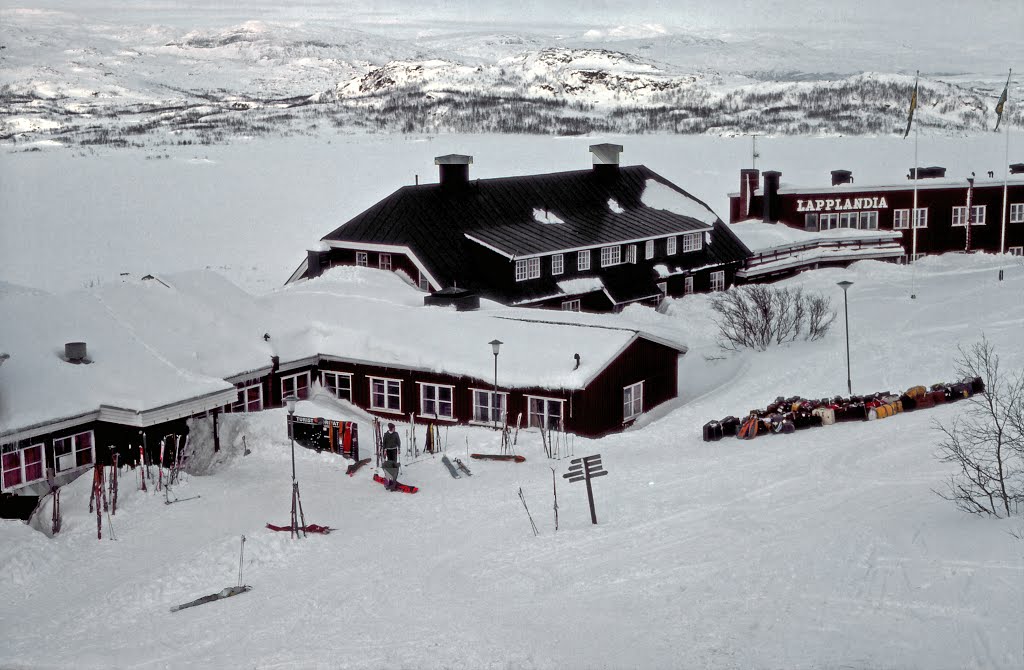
(994, 69), (1011, 131)
(903, 72), (919, 139)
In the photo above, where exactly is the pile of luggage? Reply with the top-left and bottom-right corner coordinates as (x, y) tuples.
(702, 377), (984, 442)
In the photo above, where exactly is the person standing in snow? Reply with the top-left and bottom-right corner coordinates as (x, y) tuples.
(381, 423), (401, 489)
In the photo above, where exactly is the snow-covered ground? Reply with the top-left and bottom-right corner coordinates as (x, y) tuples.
(2, 252), (1023, 669)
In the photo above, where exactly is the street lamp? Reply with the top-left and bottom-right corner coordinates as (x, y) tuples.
(489, 339), (503, 430)
(284, 394), (305, 539)
(837, 281), (853, 396)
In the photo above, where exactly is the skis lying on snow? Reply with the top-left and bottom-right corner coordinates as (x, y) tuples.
(372, 473), (419, 494)
(471, 453), (525, 463)
(170, 585), (251, 613)
(455, 458), (472, 476)
(265, 523), (333, 534)
(442, 455), (461, 479)
(346, 458), (371, 476)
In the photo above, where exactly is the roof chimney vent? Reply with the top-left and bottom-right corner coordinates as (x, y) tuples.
(589, 143), (623, 180)
(831, 169), (853, 186)
(908, 166), (946, 180)
(435, 154), (473, 188)
(64, 342), (90, 364)
(1010, 163), (1024, 175)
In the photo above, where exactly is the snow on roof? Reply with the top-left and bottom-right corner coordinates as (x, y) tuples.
(0, 290), (234, 438)
(532, 208), (565, 224)
(729, 221), (902, 254)
(608, 198), (625, 214)
(556, 277), (604, 295)
(270, 273), (652, 390)
(641, 179), (717, 226)
(2, 268), (684, 437)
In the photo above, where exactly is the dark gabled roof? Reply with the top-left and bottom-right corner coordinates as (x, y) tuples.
(321, 165), (721, 289)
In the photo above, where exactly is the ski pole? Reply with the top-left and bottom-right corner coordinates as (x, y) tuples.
(237, 535), (246, 587)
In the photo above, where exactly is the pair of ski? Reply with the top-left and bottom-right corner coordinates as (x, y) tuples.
(442, 455), (473, 479)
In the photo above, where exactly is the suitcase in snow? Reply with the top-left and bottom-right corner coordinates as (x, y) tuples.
(702, 420), (724, 442)
(812, 407), (835, 426)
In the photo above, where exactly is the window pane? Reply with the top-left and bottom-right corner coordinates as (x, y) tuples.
(2, 451), (22, 488)
(24, 446), (43, 482)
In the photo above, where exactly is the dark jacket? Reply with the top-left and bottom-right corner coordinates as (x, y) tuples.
(382, 430), (401, 458)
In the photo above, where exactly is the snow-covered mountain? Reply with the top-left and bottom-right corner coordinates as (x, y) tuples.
(1, 7), (1019, 148)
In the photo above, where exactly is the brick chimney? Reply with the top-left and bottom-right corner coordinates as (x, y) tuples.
(762, 171), (782, 223)
(435, 154), (473, 188)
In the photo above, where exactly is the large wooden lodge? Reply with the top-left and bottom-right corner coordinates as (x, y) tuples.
(727, 165), (1024, 279)
(289, 144), (750, 311)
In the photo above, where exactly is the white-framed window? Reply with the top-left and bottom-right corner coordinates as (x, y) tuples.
(281, 371), (311, 402)
(893, 209), (910, 229)
(859, 211), (878, 230)
(913, 207), (928, 228)
(231, 383), (263, 413)
(379, 253), (392, 271)
(820, 213), (840, 230)
(527, 396), (564, 431)
(625, 244), (637, 264)
(320, 371), (353, 402)
(951, 206), (968, 226)
(600, 245), (621, 267)
(684, 276), (693, 295)
(471, 389), (507, 425)
(682, 232), (703, 252)
(419, 383), (454, 420)
(370, 377), (402, 413)
(561, 299), (581, 311)
(710, 271), (725, 292)
(578, 250), (591, 271)
(2, 443), (44, 490)
(355, 252), (368, 267)
(418, 271), (430, 291)
(804, 213), (819, 230)
(1011, 203), (1024, 223)
(645, 240), (654, 259)
(515, 258), (541, 281)
(552, 253), (564, 275)
(53, 430), (94, 473)
(1009, 246), (1023, 257)
(623, 381), (644, 421)
(666, 236), (677, 255)
(952, 206), (984, 226)
(839, 212), (857, 229)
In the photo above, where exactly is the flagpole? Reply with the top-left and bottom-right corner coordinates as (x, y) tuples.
(911, 118), (919, 299)
(1000, 69), (1012, 256)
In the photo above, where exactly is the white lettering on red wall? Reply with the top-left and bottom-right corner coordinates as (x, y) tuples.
(796, 196), (889, 212)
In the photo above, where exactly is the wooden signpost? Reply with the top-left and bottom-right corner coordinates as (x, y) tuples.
(562, 454), (608, 525)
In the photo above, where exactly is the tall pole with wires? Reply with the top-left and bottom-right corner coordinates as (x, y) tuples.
(998, 69), (1012, 257)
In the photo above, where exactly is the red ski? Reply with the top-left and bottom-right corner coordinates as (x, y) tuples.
(372, 473), (419, 494)
(346, 458), (371, 476)
(471, 453), (525, 463)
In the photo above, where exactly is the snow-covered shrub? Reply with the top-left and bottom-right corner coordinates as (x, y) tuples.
(709, 285), (836, 351)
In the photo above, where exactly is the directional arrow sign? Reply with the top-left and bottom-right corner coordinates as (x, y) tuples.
(562, 454), (607, 524)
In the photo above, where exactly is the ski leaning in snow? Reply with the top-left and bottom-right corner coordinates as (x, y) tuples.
(455, 458), (472, 476)
(345, 458), (371, 476)
(471, 453), (525, 463)
(442, 455), (461, 479)
(372, 473), (419, 494)
(170, 585), (251, 613)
